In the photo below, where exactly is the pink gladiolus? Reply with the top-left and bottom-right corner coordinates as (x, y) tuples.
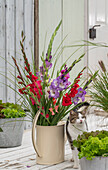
(49, 108), (55, 115)
(55, 105), (59, 113)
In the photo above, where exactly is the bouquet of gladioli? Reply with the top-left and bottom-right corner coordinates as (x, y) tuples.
(12, 21), (97, 126)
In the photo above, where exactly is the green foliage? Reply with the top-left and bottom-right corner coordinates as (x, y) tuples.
(90, 61), (108, 112)
(0, 100), (25, 119)
(73, 130), (108, 160)
(0, 127), (3, 132)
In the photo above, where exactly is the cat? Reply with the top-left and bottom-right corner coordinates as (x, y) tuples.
(66, 102), (90, 169)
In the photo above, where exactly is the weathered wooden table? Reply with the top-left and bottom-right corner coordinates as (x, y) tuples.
(0, 129), (80, 170)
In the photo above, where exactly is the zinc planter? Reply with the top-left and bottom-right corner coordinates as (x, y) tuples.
(32, 111), (65, 165)
(80, 157), (108, 170)
(0, 117), (24, 147)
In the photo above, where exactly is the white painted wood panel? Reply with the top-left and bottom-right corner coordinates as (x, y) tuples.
(24, 0), (34, 67)
(0, 0), (34, 105)
(39, 0), (62, 78)
(15, 0), (24, 103)
(0, 0), (6, 102)
(6, 0), (15, 103)
(63, 0), (85, 81)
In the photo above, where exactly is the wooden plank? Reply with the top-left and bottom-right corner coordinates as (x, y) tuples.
(24, 0), (34, 68)
(6, 0), (15, 103)
(15, 0), (24, 103)
(0, 129), (78, 170)
(34, 0), (38, 71)
(0, 0), (6, 102)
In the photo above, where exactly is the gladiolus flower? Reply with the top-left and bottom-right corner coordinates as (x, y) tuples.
(40, 112), (43, 115)
(19, 89), (24, 94)
(30, 97), (36, 105)
(26, 75), (30, 79)
(49, 108), (55, 115)
(53, 98), (57, 105)
(17, 75), (21, 79)
(55, 105), (59, 113)
(29, 72), (32, 75)
(25, 66), (28, 72)
(62, 93), (72, 106)
(32, 75), (38, 82)
(46, 114), (49, 118)
(18, 82), (23, 84)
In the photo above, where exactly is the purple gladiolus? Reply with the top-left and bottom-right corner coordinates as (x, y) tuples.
(50, 79), (59, 89)
(49, 88), (59, 99)
(73, 97), (79, 105)
(45, 59), (52, 69)
(77, 87), (86, 102)
(73, 87), (86, 105)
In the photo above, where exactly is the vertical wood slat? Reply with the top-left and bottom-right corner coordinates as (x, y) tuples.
(23, 0), (34, 128)
(15, 0), (24, 103)
(6, 0), (15, 103)
(0, 0), (6, 102)
(34, 0), (39, 71)
(0, 0), (34, 104)
(24, 0), (34, 67)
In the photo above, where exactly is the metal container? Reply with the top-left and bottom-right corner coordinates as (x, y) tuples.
(32, 111), (65, 165)
(80, 157), (108, 170)
(0, 117), (24, 147)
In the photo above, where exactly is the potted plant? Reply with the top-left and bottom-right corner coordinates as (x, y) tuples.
(73, 130), (108, 170)
(90, 60), (108, 116)
(11, 21), (97, 165)
(0, 100), (25, 147)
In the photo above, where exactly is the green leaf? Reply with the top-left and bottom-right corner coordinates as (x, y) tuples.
(47, 20), (62, 59)
(0, 127), (3, 132)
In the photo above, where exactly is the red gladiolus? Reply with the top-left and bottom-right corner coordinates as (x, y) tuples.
(17, 75), (21, 79)
(62, 93), (72, 106)
(18, 82), (23, 84)
(29, 72), (32, 75)
(73, 83), (79, 89)
(70, 88), (78, 98)
(25, 66), (28, 72)
(30, 97), (36, 105)
(53, 98), (57, 105)
(26, 75), (30, 79)
(27, 77), (43, 103)
(19, 89), (24, 94)
(40, 112), (43, 115)
(46, 114), (49, 118)
(32, 75), (38, 82)
(22, 87), (26, 90)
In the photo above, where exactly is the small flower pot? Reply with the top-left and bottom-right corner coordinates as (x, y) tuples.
(0, 117), (24, 148)
(32, 111), (65, 165)
(80, 157), (108, 170)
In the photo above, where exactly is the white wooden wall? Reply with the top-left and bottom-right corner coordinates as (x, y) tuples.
(0, 0), (34, 103)
(39, 0), (85, 81)
(0, 0), (85, 103)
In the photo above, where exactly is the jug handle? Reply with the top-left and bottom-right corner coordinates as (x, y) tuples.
(32, 110), (42, 157)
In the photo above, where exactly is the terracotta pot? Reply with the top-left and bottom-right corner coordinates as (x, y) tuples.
(32, 111), (65, 165)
